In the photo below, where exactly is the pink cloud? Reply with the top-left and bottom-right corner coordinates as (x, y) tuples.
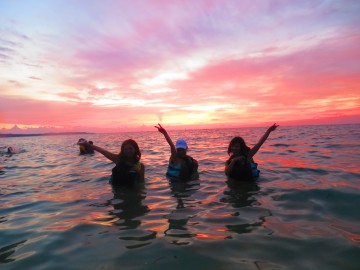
(172, 31), (360, 102)
(29, 76), (42, 80)
(0, 95), (159, 128)
(5, 80), (26, 88)
(1, 1), (359, 130)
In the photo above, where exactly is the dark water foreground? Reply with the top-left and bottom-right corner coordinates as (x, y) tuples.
(1, 124), (359, 269)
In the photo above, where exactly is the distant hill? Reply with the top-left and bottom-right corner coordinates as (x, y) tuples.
(0, 132), (93, 138)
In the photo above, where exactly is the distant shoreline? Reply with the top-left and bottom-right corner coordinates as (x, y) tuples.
(0, 132), (93, 138)
(0, 122), (359, 137)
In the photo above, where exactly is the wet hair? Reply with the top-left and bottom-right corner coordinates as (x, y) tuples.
(118, 139), (141, 163)
(227, 137), (250, 157)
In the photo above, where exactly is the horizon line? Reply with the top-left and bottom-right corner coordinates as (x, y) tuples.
(1, 122), (359, 137)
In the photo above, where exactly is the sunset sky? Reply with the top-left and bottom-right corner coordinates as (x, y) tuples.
(1, 0), (359, 133)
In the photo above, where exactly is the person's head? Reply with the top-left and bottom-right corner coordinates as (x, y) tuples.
(119, 139), (141, 163)
(175, 139), (188, 157)
(78, 138), (86, 144)
(228, 137), (250, 156)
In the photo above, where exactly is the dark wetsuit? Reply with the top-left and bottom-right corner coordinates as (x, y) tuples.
(166, 155), (198, 182)
(226, 156), (259, 181)
(111, 161), (142, 186)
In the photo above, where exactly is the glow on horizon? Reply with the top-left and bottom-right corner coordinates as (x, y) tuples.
(0, 0), (359, 133)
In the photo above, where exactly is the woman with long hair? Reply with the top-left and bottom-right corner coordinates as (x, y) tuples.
(78, 139), (144, 186)
(225, 123), (278, 181)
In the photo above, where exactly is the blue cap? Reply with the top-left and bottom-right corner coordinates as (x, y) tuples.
(175, 139), (188, 149)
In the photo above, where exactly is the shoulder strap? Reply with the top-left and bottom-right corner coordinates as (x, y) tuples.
(183, 155), (196, 171)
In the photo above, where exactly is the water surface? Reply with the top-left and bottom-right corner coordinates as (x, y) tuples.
(1, 124), (359, 269)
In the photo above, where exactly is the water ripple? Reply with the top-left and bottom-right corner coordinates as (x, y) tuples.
(0, 125), (359, 269)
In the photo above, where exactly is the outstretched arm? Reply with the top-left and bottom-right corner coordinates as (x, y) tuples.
(154, 123), (177, 156)
(80, 142), (118, 163)
(248, 123), (279, 159)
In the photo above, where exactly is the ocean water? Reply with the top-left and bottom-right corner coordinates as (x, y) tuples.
(0, 124), (359, 270)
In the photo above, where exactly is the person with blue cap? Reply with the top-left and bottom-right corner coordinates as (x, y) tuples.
(155, 123), (198, 181)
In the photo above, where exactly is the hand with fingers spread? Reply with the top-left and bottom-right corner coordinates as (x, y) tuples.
(154, 123), (167, 135)
(268, 123), (279, 133)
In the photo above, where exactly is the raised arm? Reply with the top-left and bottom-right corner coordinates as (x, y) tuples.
(81, 142), (118, 163)
(248, 123), (279, 159)
(154, 123), (177, 156)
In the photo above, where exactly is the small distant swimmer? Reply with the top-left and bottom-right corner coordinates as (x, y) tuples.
(7, 147), (19, 154)
(77, 138), (94, 154)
